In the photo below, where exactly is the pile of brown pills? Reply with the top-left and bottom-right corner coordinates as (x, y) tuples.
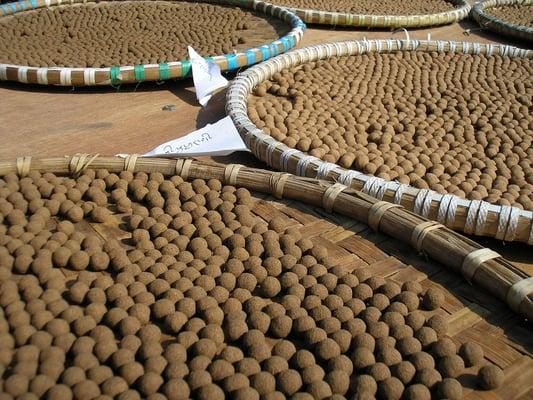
(248, 52), (533, 209)
(0, 1), (286, 67)
(486, 3), (533, 28)
(0, 169), (505, 399)
(270, 0), (456, 15)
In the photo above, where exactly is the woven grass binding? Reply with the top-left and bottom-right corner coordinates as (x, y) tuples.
(471, 0), (533, 43)
(226, 38), (533, 245)
(0, 0), (305, 86)
(2, 155), (532, 321)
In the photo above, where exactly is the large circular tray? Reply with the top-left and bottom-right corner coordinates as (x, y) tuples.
(0, 156), (531, 400)
(265, 0), (470, 28)
(0, 0), (305, 86)
(472, 0), (533, 43)
(227, 39), (533, 244)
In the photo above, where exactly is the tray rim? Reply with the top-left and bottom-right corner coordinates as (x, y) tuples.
(0, 0), (306, 86)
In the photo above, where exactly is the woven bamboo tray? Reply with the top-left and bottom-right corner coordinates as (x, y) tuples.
(226, 39), (533, 245)
(472, 0), (533, 43)
(0, 0), (305, 86)
(265, 0), (470, 28)
(1, 155), (532, 399)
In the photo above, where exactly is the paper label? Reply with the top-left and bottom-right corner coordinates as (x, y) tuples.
(144, 116), (249, 157)
(188, 46), (229, 106)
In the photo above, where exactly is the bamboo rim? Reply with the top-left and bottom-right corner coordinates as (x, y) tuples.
(226, 38), (533, 245)
(2, 154), (532, 321)
(266, 0), (470, 28)
(472, 0), (533, 43)
(0, 0), (306, 86)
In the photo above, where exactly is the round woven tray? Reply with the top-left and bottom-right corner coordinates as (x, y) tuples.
(226, 39), (533, 245)
(0, 0), (305, 86)
(472, 0), (533, 43)
(1, 155), (532, 399)
(4, 155), (533, 320)
(265, 0), (470, 28)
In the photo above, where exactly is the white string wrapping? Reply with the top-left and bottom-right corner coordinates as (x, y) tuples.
(315, 162), (337, 180)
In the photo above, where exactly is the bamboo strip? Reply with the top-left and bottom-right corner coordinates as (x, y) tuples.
(0, 155), (531, 321)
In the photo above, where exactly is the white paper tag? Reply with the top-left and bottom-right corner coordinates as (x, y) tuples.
(144, 116), (249, 157)
(188, 46), (229, 106)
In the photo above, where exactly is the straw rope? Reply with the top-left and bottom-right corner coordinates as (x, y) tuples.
(1, 155), (530, 320)
(368, 202), (403, 232)
(322, 182), (347, 213)
(226, 38), (533, 244)
(270, 0), (470, 28)
(411, 221), (445, 252)
(472, 0), (533, 43)
(0, 0), (305, 86)
(462, 248), (501, 283)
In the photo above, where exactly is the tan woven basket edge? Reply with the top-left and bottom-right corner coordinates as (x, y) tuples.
(472, 0), (533, 42)
(269, 0), (470, 27)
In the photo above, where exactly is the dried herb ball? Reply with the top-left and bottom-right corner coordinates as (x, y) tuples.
(263, 356), (289, 375)
(410, 352), (436, 370)
(4, 374), (29, 397)
(367, 362), (391, 382)
(47, 384), (73, 400)
(395, 292), (420, 312)
(330, 329), (352, 353)
(391, 361), (416, 385)
(426, 314), (448, 337)
(459, 342), (484, 367)
(403, 383), (431, 400)
(197, 383), (225, 400)
(209, 359), (235, 381)
(351, 347), (375, 370)
(328, 355), (354, 376)
(422, 288), (445, 311)
(478, 365), (504, 390)
(223, 373), (249, 392)
(276, 369), (302, 395)
(438, 355), (464, 378)
(377, 377), (404, 400)
(120, 362), (144, 385)
(352, 376), (378, 399)
(415, 368), (442, 388)
(162, 378), (190, 400)
(397, 337), (422, 357)
(405, 311), (425, 331)
(402, 281), (423, 295)
(187, 370), (212, 390)
(301, 364), (325, 384)
(236, 357), (261, 377)
(436, 378), (462, 400)
(432, 338), (456, 358)
(272, 340), (296, 361)
(72, 380), (101, 400)
(415, 327), (438, 348)
(353, 283), (373, 301)
(260, 276), (281, 298)
(250, 371), (276, 395)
